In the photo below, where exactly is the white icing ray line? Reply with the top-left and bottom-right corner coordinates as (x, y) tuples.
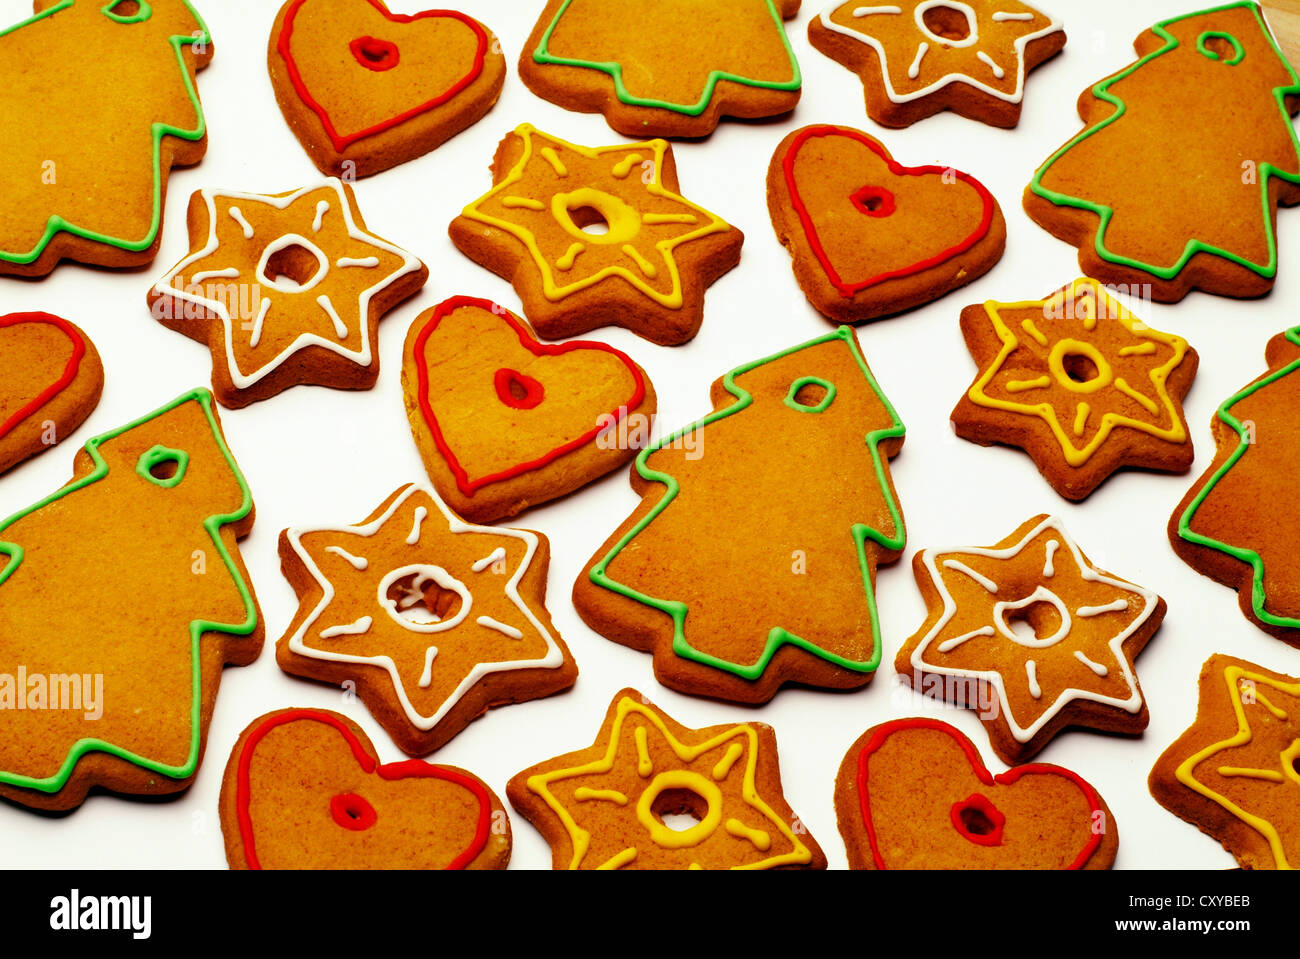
(418, 646), (438, 689)
(249, 297), (271, 349)
(313, 200), (329, 232)
(317, 294), (347, 339)
(993, 10), (1034, 20)
(320, 615), (372, 639)
(228, 206), (254, 238)
(942, 559), (999, 594)
(191, 267), (240, 283)
(936, 625), (995, 653)
(1077, 600), (1129, 617)
(1074, 651), (1108, 677)
(977, 50), (1006, 79)
(325, 546), (368, 570)
(909, 41), (929, 79)
(477, 616), (524, 640)
(406, 506), (427, 545)
(912, 516), (1155, 744)
(284, 484), (565, 731)
(1043, 539), (1059, 577)
(472, 547), (506, 573)
(853, 4), (901, 13)
(337, 256), (380, 268)
(1026, 659), (1041, 699)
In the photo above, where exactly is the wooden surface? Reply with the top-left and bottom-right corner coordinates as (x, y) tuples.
(1265, 0), (1300, 68)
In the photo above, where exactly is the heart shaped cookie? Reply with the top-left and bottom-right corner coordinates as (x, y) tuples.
(0, 312), (103, 476)
(220, 708), (511, 870)
(402, 296), (657, 524)
(768, 124), (1006, 323)
(835, 718), (1118, 869)
(269, 0), (506, 178)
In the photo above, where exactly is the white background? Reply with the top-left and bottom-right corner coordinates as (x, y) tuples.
(2, 0), (1297, 869)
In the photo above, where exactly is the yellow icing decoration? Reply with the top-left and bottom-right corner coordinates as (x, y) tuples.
(574, 787), (629, 805)
(635, 771), (723, 848)
(725, 818), (772, 851)
(712, 743), (744, 781)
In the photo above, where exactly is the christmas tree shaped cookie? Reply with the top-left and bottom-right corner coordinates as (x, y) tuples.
(1026, 2), (1300, 301)
(0, 0), (215, 277)
(574, 326), (906, 704)
(1171, 327), (1300, 645)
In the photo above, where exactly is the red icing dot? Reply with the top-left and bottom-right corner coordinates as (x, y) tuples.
(949, 792), (1006, 847)
(494, 368), (546, 410)
(850, 185), (896, 219)
(350, 36), (400, 72)
(330, 792), (378, 831)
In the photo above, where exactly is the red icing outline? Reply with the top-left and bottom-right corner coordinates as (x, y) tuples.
(856, 718), (1104, 870)
(949, 792), (1006, 847)
(277, 0), (489, 152)
(494, 367), (546, 410)
(414, 295), (647, 497)
(0, 312), (85, 441)
(349, 36), (401, 72)
(235, 709), (492, 870)
(782, 125), (995, 298)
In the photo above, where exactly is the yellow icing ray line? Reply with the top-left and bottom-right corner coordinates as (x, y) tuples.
(643, 213), (698, 225)
(540, 147), (568, 176)
(1216, 767), (1284, 783)
(598, 847), (638, 869)
(1021, 318), (1048, 346)
(556, 242), (584, 271)
(1006, 376), (1051, 393)
(1119, 342), (1157, 357)
(502, 196), (546, 210)
(622, 244), (658, 278)
(574, 787), (628, 805)
(725, 818), (772, 851)
(1073, 402), (1090, 437)
(712, 743), (744, 781)
(634, 725), (653, 777)
(1114, 377), (1159, 415)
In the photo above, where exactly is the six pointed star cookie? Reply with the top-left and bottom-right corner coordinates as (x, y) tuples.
(276, 482), (578, 755)
(810, 0), (1066, 128)
(896, 514), (1165, 764)
(952, 278), (1197, 500)
(150, 178), (427, 408)
(1150, 654), (1300, 870)
(450, 123), (743, 346)
(507, 689), (826, 870)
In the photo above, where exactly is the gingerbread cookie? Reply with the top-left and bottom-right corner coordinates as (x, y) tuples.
(836, 718), (1117, 869)
(574, 326), (906, 704)
(220, 708), (511, 870)
(810, 1), (1065, 128)
(0, 313), (104, 476)
(1026, 2), (1300, 302)
(0, 0), (213, 277)
(149, 178), (427, 409)
(268, 0), (506, 179)
(277, 482), (578, 756)
(1170, 327), (1300, 644)
(0, 388), (263, 812)
(952, 278), (1198, 500)
(401, 296), (657, 524)
(895, 515), (1163, 764)
(1150, 655), (1299, 870)
(767, 124), (1006, 324)
(450, 124), (743, 346)
(507, 689), (826, 870)
(519, 0), (802, 138)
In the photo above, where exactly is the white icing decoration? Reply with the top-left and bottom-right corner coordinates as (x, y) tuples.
(993, 585), (1071, 647)
(249, 298), (271, 349)
(418, 646), (439, 688)
(909, 41), (929, 78)
(817, 0), (1063, 104)
(472, 548), (507, 573)
(284, 484), (565, 732)
(477, 616), (524, 640)
(936, 625), (994, 652)
(313, 200), (329, 232)
(337, 256), (380, 268)
(914, 0), (978, 48)
(942, 559), (998, 593)
(153, 180), (422, 390)
(377, 563), (470, 632)
(191, 267), (240, 283)
(320, 615), (372, 639)
(853, 4), (902, 12)
(1043, 539), (1059, 577)
(326, 545), (368, 570)
(1074, 650), (1108, 677)
(1025, 659), (1041, 699)
(1077, 599), (1129, 617)
(912, 516), (1154, 743)
(317, 294), (348, 340)
(977, 50), (1005, 78)
(256, 234), (328, 294)
(992, 10), (1033, 20)
(406, 506), (427, 545)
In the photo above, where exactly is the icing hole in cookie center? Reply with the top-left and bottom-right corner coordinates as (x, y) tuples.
(1049, 339), (1112, 394)
(330, 792), (377, 831)
(494, 368), (546, 410)
(850, 185), (896, 219)
(915, 1), (977, 47)
(551, 189), (640, 245)
(652, 788), (707, 832)
(950, 793), (1005, 847)
(993, 587), (1071, 647)
(350, 36), (400, 71)
(256, 235), (329, 294)
(387, 572), (462, 626)
(635, 771), (723, 848)
(104, 0), (151, 23)
(1001, 601), (1062, 643)
(785, 376), (837, 413)
(1064, 353), (1100, 384)
(572, 206), (610, 236)
(1197, 31), (1245, 66)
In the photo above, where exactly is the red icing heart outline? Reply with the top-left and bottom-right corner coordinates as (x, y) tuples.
(414, 296), (646, 497)
(782, 125), (995, 298)
(857, 718), (1103, 869)
(277, 0), (488, 151)
(0, 312), (85, 441)
(236, 709), (491, 869)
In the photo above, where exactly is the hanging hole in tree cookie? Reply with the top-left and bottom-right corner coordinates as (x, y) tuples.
(786, 376), (837, 413)
(104, 0), (150, 24)
(920, 2), (975, 45)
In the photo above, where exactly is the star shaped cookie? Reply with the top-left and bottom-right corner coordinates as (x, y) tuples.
(896, 515), (1165, 764)
(811, 0), (1066, 128)
(952, 278), (1197, 500)
(150, 179), (427, 408)
(450, 124), (743, 346)
(276, 482), (578, 755)
(1151, 655), (1300, 870)
(507, 689), (826, 870)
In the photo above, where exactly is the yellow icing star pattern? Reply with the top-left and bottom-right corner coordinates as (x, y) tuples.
(525, 695), (813, 869)
(966, 278), (1189, 466)
(459, 124), (734, 308)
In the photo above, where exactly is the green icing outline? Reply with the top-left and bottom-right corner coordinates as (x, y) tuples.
(1177, 326), (1300, 630)
(0, 0), (210, 265)
(784, 375), (836, 414)
(1028, 1), (1300, 281)
(1198, 29), (1245, 65)
(102, 0), (152, 24)
(136, 444), (189, 488)
(588, 327), (906, 680)
(0, 389), (258, 794)
(532, 0), (801, 117)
